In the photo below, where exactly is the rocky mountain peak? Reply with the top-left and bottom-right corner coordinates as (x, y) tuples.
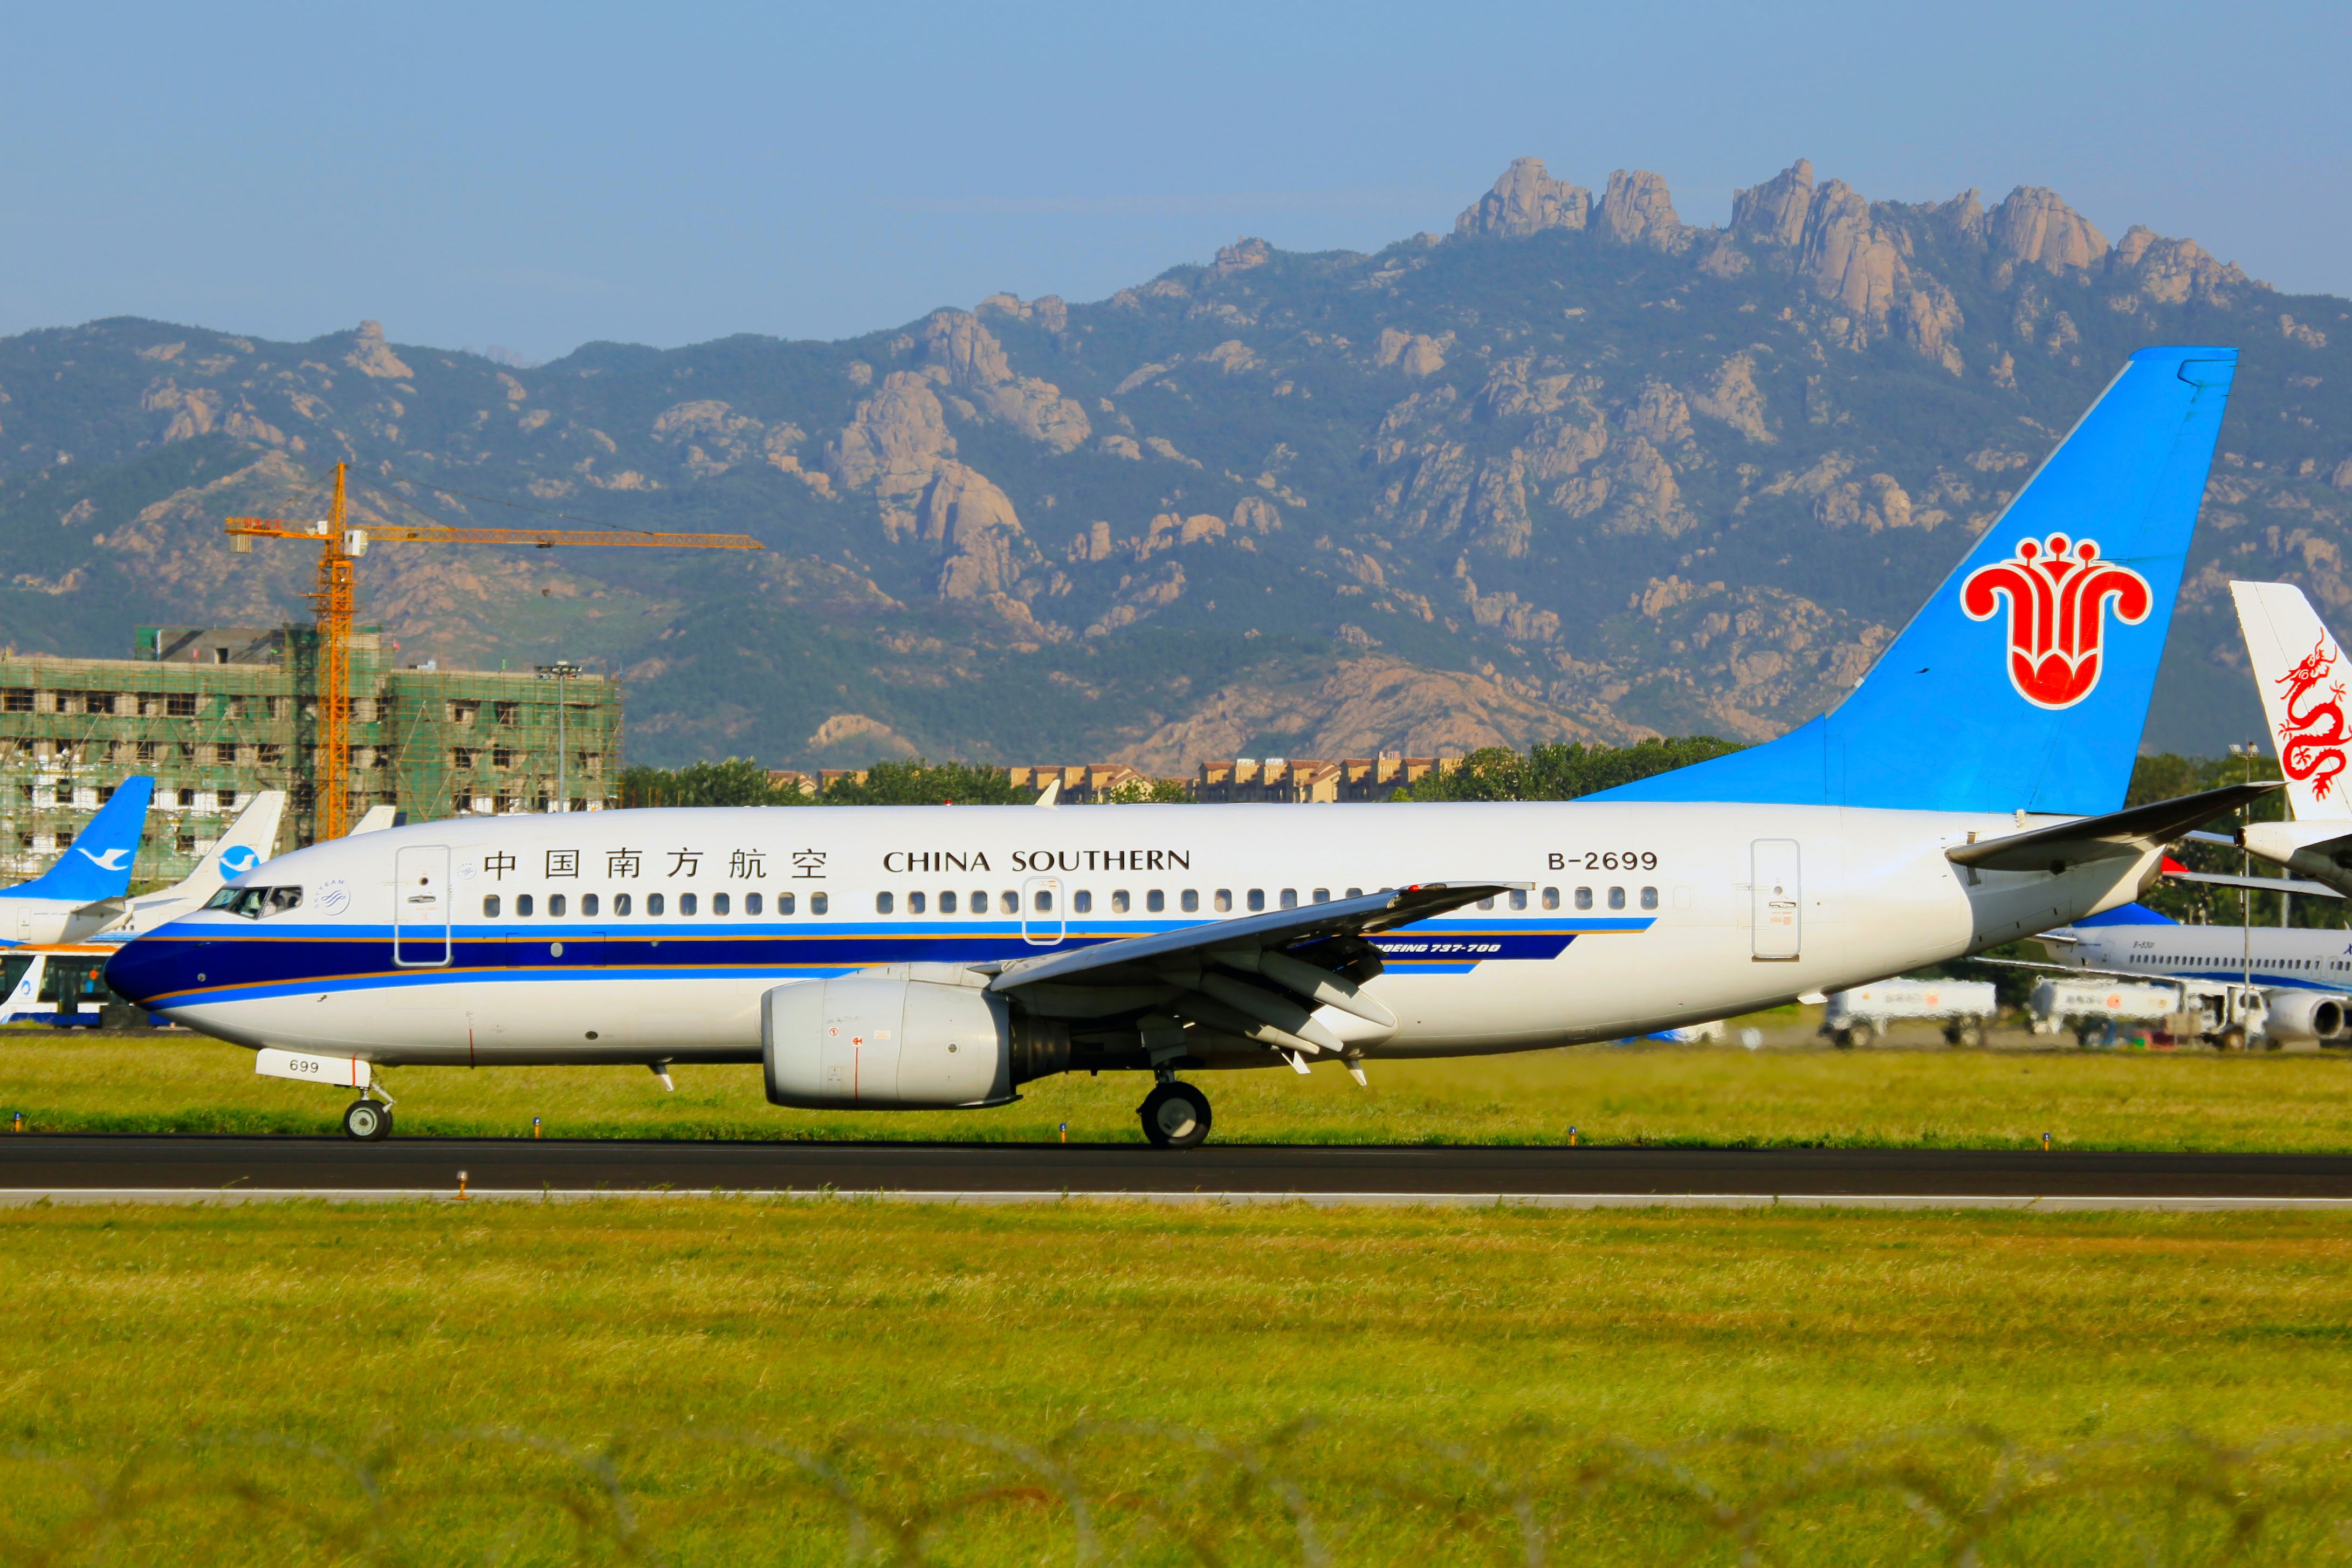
(1595, 170), (1685, 249)
(1455, 157), (1591, 239)
(343, 320), (414, 381)
(1987, 186), (2108, 270)
(1730, 159), (1815, 249)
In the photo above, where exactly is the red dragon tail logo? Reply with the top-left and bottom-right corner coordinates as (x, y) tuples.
(2275, 638), (2349, 801)
(1961, 533), (2152, 710)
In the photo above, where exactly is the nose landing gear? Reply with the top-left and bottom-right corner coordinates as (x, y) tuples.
(1139, 1079), (1212, 1150)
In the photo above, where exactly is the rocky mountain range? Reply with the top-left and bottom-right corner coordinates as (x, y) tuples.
(1, 156), (2344, 766)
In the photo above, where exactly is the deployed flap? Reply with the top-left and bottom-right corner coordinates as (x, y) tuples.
(2231, 580), (2352, 820)
(1947, 783), (2275, 872)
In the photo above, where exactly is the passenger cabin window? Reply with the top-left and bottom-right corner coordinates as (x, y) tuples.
(1542, 887), (1559, 910)
(1147, 890), (1165, 913)
(746, 892), (763, 915)
(483, 895), (501, 918)
(1181, 890), (1200, 912)
(614, 893), (632, 916)
(1575, 887), (1593, 910)
(1034, 890), (1053, 912)
(1112, 890), (1130, 913)
(1281, 889), (1299, 910)
(1346, 888), (1363, 898)
(876, 892), (895, 914)
(548, 894), (567, 917)
(909, 891), (925, 914)
(970, 890), (986, 913)
(1312, 889), (1330, 904)
(939, 891), (957, 913)
(1215, 890), (1233, 912)
(776, 892), (794, 915)
(811, 893), (828, 915)
(1247, 890), (1266, 912)
(1641, 886), (1659, 909)
(582, 893), (600, 917)
(713, 893), (730, 915)
(518, 894), (535, 917)
(1607, 886), (1626, 910)
(680, 893), (698, 916)
(1509, 890), (1528, 910)
(999, 891), (1016, 914)
(1478, 896), (1495, 910)
(647, 893), (665, 916)
(1071, 890), (1090, 913)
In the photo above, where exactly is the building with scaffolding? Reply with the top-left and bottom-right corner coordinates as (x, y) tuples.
(0, 626), (622, 885)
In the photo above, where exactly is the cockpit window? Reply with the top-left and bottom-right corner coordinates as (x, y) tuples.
(209, 885), (302, 919)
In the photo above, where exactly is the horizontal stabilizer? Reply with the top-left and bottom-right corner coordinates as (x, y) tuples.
(1947, 783), (2275, 872)
(2164, 868), (2341, 898)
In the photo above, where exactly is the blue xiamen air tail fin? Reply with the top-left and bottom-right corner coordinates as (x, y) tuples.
(1593, 346), (2238, 815)
(0, 776), (154, 904)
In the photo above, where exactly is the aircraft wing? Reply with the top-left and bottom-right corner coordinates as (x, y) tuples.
(1947, 783), (2278, 873)
(987, 882), (1526, 1060)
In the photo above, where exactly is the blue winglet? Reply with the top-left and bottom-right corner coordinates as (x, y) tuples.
(1592, 347), (2237, 815)
(0, 776), (155, 904)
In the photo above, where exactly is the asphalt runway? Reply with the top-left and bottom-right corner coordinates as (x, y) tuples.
(5, 1136), (2352, 1208)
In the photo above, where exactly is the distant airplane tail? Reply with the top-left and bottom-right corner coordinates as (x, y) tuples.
(2231, 580), (2352, 821)
(1592, 346), (2238, 815)
(109, 789), (286, 933)
(0, 776), (154, 905)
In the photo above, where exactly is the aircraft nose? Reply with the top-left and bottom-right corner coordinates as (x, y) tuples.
(104, 934), (204, 1008)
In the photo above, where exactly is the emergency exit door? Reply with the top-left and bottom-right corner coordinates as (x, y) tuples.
(1751, 840), (1800, 960)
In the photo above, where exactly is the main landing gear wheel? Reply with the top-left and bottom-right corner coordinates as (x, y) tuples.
(1139, 1082), (1212, 1150)
(342, 1099), (392, 1141)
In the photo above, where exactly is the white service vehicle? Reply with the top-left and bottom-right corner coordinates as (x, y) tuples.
(99, 348), (2249, 1143)
(1821, 979), (1998, 1048)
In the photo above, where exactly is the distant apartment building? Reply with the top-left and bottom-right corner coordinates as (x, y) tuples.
(0, 625), (622, 884)
(1191, 753), (1461, 803)
(777, 754), (1461, 804)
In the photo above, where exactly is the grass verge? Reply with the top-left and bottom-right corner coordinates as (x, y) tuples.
(4, 1201), (2352, 1562)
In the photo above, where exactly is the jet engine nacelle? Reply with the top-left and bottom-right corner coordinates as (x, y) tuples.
(2260, 989), (2346, 1044)
(762, 964), (1069, 1110)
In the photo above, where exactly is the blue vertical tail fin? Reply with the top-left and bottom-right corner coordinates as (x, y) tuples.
(1593, 346), (2237, 814)
(0, 777), (154, 904)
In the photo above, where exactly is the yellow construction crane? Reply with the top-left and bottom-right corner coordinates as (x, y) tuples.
(227, 461), (762, 839)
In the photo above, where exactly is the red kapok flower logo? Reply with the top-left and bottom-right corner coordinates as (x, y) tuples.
(1960, 534), (2151, 710)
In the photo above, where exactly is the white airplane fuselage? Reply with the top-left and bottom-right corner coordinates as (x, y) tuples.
(107, 801), (2151, 1069)
(0, 897), (123, 947)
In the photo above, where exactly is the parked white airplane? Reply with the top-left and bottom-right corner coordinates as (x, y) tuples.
(0, 779), (155, 945)
(92, 790), (287, 940)
(2034, 901), (2350, 1044)
(107, 347), (2251, 1144)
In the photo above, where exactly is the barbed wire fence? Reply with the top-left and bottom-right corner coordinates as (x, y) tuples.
(6, 1419), (2352, 1565)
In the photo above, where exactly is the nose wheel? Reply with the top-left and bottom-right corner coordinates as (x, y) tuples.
(342, 1099), (393, 1141)
(1139, 1081), (1212, 1150)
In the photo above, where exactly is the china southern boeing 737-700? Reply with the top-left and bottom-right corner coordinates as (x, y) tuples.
(105, 347), (2253, 1145)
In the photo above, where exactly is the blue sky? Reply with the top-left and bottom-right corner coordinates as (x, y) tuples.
(4, 1), (2344, 362)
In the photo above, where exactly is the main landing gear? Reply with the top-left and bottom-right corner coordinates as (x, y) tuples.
(342, 1096), (394, 1141)
(1139, 1078), (1212, 1150)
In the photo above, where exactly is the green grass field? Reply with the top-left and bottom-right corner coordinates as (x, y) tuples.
(5, 1200), (2352, 1563)
(8, 1023), (2352, 1150)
